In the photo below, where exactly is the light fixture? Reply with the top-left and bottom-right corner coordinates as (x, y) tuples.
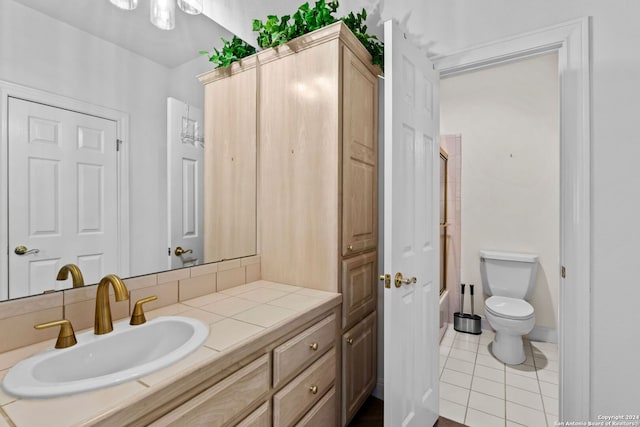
(177, 0), (203, 15)
(110, 0), (138, 10)
(150, 0), (176, 30)
(108, 0), (202, 31)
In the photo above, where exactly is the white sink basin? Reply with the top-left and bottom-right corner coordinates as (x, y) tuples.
(2, 316), (209, 398)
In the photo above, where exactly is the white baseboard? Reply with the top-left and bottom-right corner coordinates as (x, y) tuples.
(527, 326), (558, 343)
(372, 379), (384, 400)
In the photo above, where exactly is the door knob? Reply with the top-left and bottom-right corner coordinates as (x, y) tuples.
(14, 245), (39, 255)
(394, 272), (417, 288)
(174, 246), (193, 256)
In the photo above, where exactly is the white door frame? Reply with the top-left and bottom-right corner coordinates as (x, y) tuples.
(433, 18), (591, 421)
(0, 80), (130, 299)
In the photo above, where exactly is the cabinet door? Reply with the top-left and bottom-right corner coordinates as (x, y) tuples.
(342, 311), (377, 425)
(204, 65), (257, 262)
(342, 46), (378, 256)
(341, 251), (377, 329)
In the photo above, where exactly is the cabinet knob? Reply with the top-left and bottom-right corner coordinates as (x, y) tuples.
(309, 385), (318, 394)
(347, 244), (354, 251)
(346, 337), (354, 345)
(309, 342), (318, 351)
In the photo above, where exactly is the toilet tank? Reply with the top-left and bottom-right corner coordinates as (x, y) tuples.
(479, 250), (539, 300)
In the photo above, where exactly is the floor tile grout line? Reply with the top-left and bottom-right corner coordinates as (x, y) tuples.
(531, 340), (551, 426)
(440, 329), (558, 427)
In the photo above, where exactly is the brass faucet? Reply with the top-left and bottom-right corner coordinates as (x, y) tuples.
(95, 274), (129, 335)
(56, 264), (85, 288)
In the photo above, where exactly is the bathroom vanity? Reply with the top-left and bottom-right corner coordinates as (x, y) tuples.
(0, 281), (341, 426)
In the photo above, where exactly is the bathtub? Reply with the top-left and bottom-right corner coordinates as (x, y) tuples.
(439, 289), (449, 342)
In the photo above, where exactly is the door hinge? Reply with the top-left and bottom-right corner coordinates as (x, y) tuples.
(116, 139), (123, 151)
(168, 247), (171, 256)
(561, 266), (566, 278)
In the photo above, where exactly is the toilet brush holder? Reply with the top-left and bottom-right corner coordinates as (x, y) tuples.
(453, 312), (482, 335)
(453, 283), (482, 335)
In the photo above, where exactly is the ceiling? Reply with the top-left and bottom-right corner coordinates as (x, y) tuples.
(13, 0), (233, 68)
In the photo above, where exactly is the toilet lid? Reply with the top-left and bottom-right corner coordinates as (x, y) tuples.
(485, 296), (534, 320)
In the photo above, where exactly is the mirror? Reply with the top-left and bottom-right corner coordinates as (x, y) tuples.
(0, 0), (257, 300)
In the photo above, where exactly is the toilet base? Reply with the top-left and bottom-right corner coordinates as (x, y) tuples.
(492, 331), (526, 365)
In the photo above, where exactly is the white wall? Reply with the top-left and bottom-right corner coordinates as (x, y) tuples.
(441, 53), (560, 336)
(0, 0), (212, 279)
(210, 0), (640, 416)
(384, 0), (640, 417)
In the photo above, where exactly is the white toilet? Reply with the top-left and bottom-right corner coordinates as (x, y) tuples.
(480, 250), (538, 365)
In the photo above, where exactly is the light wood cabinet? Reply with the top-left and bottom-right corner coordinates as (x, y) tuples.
(236, 402), (270, 427)
(273, 313), (337, 388)
(273, 348), (337, 427)
(342, 311), (377, 425)
(295, 387), (337, 427)
(341, 251), (377, 330)
(199, 58), (257, 263)
(199, 21), (379, 426)
(257, 22), (379, 426)
(342, 47), (378, 257)
(150, 354), (270, 427)
(146, 310), (340, 427)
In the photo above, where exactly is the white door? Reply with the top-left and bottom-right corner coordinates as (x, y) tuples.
(8, 97), (119, 297)
(383, 20), (440, 426)
(167, 97), (204, 269)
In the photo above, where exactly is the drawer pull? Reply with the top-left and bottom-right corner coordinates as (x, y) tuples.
(309, 342), (319, 351)
(309, 385), (319, 394)
(346, 337), (354, 345)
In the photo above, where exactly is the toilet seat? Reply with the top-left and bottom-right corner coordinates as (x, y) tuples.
(485, 296), (534, 320)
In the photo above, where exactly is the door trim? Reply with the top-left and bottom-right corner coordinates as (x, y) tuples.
(0, 80), (130, 299)
(433, 17), (591, 421)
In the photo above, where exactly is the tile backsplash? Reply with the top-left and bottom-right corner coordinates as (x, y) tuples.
(0, 256), (261, 353)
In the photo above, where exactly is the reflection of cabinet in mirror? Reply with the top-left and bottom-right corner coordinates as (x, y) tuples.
(199, 59), (257, 263)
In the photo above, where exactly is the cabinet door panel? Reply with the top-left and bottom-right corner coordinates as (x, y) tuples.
(342, 46), (378, 256)
(294, 386), (337, 427)
(151, 355), (269, 427)
(342, 311), (377, 425)
(204, 66), (257, 262)
(273, 348), (336, 427)
(273, 313), (337, 388)
(236, 402), (270, 427)
(341, 251), (377, 329)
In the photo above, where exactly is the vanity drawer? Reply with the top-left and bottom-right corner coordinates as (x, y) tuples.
(341, 251), (377, 329)
(235, 402), (270, 427)
(273, 347), (336, 427)
(294, 386), (337, 427)
(151, 354), (269, 427)
(273, 313), (337, 388)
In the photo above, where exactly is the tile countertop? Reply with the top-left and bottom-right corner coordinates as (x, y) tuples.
(0, 280), (341, 427)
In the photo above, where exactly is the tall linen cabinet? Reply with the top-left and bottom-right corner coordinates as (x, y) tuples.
(200, 22), (379, 426)
(259, 22), (379, 426)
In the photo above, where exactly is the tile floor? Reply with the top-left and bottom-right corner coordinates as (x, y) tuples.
(439, 325), (559, 427)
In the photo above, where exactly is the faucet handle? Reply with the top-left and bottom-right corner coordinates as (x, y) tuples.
(34, 319), (77, 349)
(130, 295), (158, 325)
